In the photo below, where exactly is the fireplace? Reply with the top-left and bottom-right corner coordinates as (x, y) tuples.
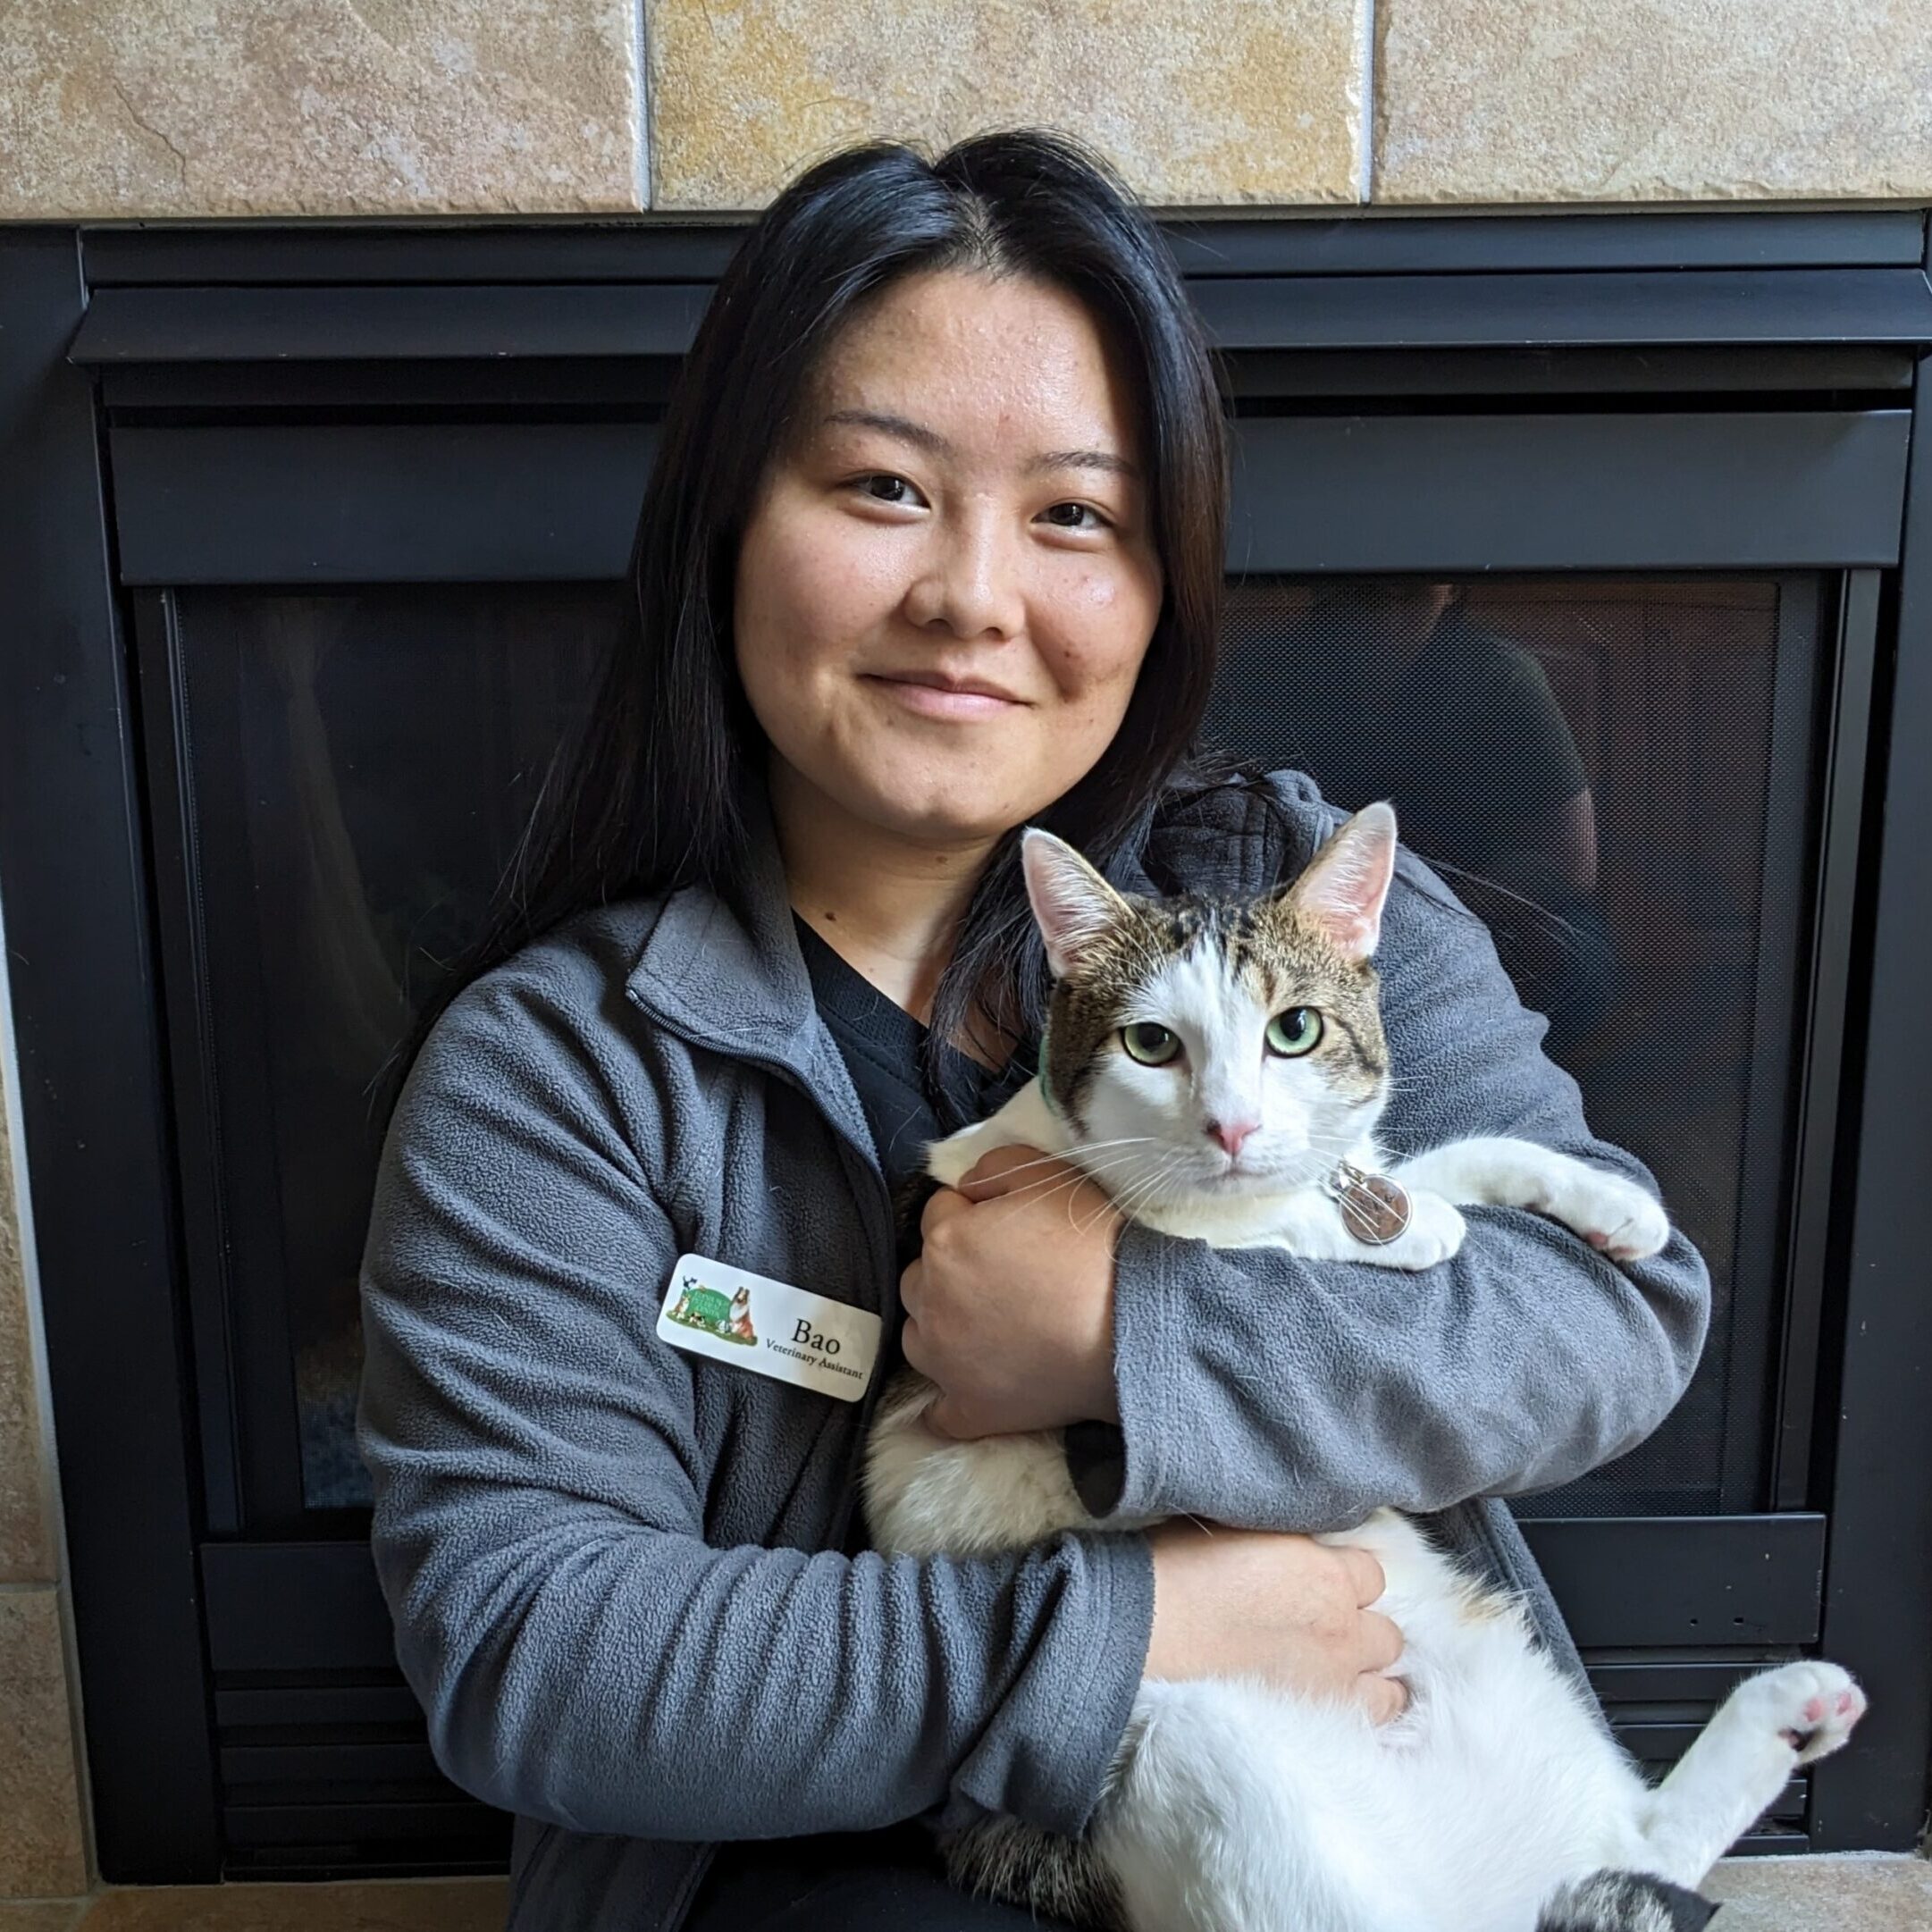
(3, 211), (1930, 1881)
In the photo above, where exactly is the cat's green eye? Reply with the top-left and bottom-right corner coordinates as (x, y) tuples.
(1121, 1022), (1181, 1067)
(1265, 1007), (1324, 1058)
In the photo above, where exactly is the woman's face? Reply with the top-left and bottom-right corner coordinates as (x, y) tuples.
(733, 268), (1165, 852)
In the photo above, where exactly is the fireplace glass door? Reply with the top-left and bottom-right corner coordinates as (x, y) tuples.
(148, 570), (1835, 1543)
(1203, 573), (1830, 1524)
(139, 584), (622, 1531)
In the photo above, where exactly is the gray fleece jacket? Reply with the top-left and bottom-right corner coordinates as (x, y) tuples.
(355, 768), (1710, 1931)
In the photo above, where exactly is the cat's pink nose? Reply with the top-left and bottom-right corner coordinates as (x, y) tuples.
(1206, 1118), (1259, 1157)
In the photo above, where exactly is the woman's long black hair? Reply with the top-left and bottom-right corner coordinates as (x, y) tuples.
(375, 127), (1247, 1133)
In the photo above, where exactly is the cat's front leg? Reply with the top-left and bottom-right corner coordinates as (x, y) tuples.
(925, 1078), (1066, 1188)
(1238, 1185), (1466, 1273)
(1392, 1138), (1670, 1262)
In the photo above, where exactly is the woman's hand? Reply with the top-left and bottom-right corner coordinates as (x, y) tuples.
(1146, 1521), (1410, 1723)
(898, 1144), (1121, 1440)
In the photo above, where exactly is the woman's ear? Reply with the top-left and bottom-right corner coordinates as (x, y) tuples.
(1282, 801), (1399, 962)
(1021, 828), (1130, 979)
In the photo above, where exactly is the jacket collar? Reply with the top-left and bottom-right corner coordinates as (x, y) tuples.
(624, 770), (833, 1089)
(621, 764), (1319, 1107)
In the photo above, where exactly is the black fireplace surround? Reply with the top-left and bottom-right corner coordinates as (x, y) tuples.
(3, 211), (1930, 1884)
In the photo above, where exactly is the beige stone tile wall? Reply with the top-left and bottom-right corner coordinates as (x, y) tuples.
(647, 0), (1366, 210)
(0, 1592), (88, 1897)
(0, 1046), (55, 1586)
(1375, 0), (1932, 204)
(0, 0), (644, 219)
(4, 0), (1924, 220)
(0, 933), (91, 1896)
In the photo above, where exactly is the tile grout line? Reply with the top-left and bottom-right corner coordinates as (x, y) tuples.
(0, 905), (97, 1884)
(1357, 0), (1376, 205)
(634, 0), (652, 212)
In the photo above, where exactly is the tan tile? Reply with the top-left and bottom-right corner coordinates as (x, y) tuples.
(0, 1590), (87, 1898)
(649, 0), (1366, 211)
(77, 1879), (508, 1931)
(0, 0), (643, 220)
(0, 1905), (86, 1932)
(1705, 1853), (1932, 1931)
(1375, 0), (1932, 204)
(0, 1080), (56, 1583)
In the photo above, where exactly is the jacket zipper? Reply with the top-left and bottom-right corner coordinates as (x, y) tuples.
(737, 1046), (901, 1550)
(621, 1020), (901, 1932)
(622, 992), (902, 1543)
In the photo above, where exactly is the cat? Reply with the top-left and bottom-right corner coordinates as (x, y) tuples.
(863, 801), (1865, 1932)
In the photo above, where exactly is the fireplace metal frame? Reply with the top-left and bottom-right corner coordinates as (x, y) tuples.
(3, 210), (1930, 1880)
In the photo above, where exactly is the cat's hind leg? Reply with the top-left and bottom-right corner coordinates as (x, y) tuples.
(1624, 1660), (1865, 1889)
(1392, 1138), (1670, 1262)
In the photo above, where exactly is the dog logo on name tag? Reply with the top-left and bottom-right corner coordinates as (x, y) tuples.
(657, 1254), (880, 1401)
(666, 1276), (757, 1346)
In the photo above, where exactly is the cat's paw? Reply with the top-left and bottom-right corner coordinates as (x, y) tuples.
(1743, 1661), (1867, 1765)
(1378, 1189), (1466, 1271)
(926, 1122), (999, 1189)
(1563, 1169), (1671, 1262)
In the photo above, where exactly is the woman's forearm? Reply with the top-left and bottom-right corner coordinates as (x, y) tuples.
(1098, 1206), (1707, 1531)
(368, 1474), (1152, 1841)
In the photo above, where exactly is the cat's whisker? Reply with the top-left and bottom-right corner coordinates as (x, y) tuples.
(975, 1172), (1114, 1216)
(1064, 1152), (1169, 1226)
(1053, 1136), (1162, 1163)
(942, 1137), (1159, 1184)
(995, 1147), (1155, 1194)
(975, 1153), (1155, 1220)
(1095, 1155), (1189, 1231)
(937, 1147), (1155, 1199)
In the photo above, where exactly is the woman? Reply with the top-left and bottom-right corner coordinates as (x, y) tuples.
(356, 130), (1710, 1932)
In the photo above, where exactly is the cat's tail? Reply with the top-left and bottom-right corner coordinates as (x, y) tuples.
(940, 1815), (1120, 1927)
(1536, 1870), (1718, 1931)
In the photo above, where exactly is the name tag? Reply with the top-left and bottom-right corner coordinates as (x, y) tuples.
(657, 1253), (881, 1402)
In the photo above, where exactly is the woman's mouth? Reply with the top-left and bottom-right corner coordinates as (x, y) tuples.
(864, 674), (1024, 720)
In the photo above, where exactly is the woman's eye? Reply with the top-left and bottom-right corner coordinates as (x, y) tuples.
(1121, 1022), (1180, 1067)
(856, 472), (922, 505)
(1264, 1007), (1324, 1057)
(849, 480), (1110, 530)
(1041, 501), (1111, 532)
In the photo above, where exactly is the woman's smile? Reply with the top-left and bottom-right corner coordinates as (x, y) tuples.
(862, 669), (1030, 721)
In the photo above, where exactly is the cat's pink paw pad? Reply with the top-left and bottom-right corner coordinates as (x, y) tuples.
(1752, 1662), (1866, 1764)
(1567, 1172), (1671, 1262)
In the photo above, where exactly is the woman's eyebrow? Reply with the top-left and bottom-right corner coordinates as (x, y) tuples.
(819, 407), (1140, 482)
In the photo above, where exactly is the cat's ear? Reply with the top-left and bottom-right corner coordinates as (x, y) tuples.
(1021, 828), (1130, 979)
(1283, 801), (1398, 962)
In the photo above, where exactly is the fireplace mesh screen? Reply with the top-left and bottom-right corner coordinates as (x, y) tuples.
(1204, 575), (1818, 1516)
(174, 585), (621, 1513)
(172, 573), (1816, 1522)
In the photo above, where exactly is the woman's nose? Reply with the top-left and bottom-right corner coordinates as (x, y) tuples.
(904, 506), (1026, 641)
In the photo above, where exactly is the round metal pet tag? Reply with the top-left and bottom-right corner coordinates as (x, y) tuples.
(1325, 1160), (1413, 1246)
